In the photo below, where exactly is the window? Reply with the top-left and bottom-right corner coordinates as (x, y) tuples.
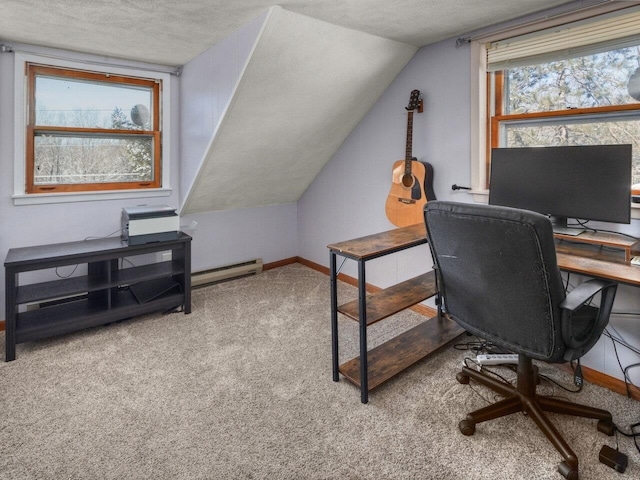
(25, 63), (162, 194)
(485, 8), (640, 194)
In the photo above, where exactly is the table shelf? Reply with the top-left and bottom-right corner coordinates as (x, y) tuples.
(339, 315), (464, 391)
(337, 271), (436, 326)
(5, 234), (191, 361)
(329, 224), (463, 403)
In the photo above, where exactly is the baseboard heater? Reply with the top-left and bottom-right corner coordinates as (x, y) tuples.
(191, 258), (263, 288)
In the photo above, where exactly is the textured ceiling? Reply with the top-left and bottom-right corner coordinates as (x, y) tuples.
(1, 0), (576, 214)
(0, 0), (575, 66)
(181, 7), (417, 214)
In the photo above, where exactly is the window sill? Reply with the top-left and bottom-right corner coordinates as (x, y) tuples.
(13, 188), (172, 206)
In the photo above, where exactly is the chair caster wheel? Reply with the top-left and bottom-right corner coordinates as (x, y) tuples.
(456, 372), (470, 384)
(459, 418), (475, 436)
(558, 461), (579, 480)
(597, 420), (615, 436)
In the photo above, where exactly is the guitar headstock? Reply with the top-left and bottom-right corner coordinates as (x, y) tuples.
(406, 90), (421, 112)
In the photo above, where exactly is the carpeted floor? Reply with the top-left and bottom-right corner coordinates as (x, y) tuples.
(0, 263), (638, 479)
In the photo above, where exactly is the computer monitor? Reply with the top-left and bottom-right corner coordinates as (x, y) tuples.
(489, 145), (632, 231)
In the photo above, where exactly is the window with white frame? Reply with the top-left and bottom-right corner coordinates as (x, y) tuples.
(14, 53), (172, 203)
(484, 7), (640, 194)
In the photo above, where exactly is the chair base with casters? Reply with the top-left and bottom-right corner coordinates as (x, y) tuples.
(456, 354), (615, 480)
(424, 201), (619, 480)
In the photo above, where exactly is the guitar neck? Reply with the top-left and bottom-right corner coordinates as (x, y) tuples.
(405, 111), (414, 174)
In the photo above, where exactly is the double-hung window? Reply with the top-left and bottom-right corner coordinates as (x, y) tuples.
(26, 63), (161, 193)
(484, 7), (640, 194)
(14, 53), (172, 205)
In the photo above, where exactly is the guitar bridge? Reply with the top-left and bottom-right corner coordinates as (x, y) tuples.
(399, 198), (416, 204)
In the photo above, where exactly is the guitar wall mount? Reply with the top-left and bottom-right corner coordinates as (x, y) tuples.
(451, 184), (471, 191)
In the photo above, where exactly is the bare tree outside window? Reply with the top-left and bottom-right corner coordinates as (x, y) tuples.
(491, 44), (640, 190)
(26, 64), (161, 193)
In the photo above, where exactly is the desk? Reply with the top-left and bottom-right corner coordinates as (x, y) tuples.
(329, 226), (640, 404)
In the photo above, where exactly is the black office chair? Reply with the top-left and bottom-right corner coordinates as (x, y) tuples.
(424, 201), (618, 480)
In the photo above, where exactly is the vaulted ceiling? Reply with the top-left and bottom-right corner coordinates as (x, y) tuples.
(1, 1), (574, 66)
(181, 7), (417, 213)
(1, 1), (576, 213)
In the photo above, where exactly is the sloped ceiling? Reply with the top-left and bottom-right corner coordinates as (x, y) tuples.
(181, 7), (417, 214)
(0, 1), (574, 66)
(0, 1), (579, 214)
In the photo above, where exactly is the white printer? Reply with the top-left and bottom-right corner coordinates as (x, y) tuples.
(121, 205), (180, 245)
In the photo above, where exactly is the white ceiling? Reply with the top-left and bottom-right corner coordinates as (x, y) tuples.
(182, 7), (417, 214)
(1, 0), (575, 66)
(1, 0), (577, 214)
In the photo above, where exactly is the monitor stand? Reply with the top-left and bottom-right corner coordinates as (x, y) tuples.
(551, 217), (585, 236)
(553, 225), (584, 236)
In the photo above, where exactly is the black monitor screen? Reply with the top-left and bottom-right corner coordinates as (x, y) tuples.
(489, 145), (632, 225)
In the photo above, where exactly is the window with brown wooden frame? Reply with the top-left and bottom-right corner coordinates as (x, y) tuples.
(485, 9), (640, 195)
(26, 63), (162, 193)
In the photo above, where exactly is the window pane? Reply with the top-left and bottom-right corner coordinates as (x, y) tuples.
(35, 76), (152, 129)
(34, 135), (153, 184)
(503, 117), (640, 185)
(506, 45), (640, 114)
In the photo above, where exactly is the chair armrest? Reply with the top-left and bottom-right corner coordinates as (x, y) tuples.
(560, 279), (618, 361)
(560, 279), (614, 312)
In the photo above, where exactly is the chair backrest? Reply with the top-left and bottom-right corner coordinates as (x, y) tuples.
(424, 201), (567, 362)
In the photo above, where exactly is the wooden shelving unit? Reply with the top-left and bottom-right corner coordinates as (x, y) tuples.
(554, 231), (640, 263)
(328, 224), (464, 403)
(4, 233), (191, 361)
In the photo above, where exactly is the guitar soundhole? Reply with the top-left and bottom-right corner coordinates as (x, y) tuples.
(401, 174), (414, 188)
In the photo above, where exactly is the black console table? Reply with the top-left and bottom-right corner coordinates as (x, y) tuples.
(4, 233), (191, 361)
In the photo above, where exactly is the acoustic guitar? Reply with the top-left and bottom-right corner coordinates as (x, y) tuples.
(385, 90), (436, 227)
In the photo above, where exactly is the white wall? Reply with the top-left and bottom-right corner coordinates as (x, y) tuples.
(297, 38), (640, 385)
(298, 40), (471, 290)
(178, 10), (298, 271)
(0, 47), (181, 313)
(0, 11), (298, 320)
(179, 11), (267, 206)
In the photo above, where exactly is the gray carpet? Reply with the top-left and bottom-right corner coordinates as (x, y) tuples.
(1, 263), (638, 479)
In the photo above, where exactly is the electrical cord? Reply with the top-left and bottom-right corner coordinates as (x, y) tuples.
(55, 229), (123, 278)
(574, 220), (640, 242)
(456, 305), (640, 457)
(604, 325), (640, 356)
(614, 421), (640, 455)
(604, 327), (639, 398)
(454, 335), (511, 355)
(55, 263), (80, 279)
(83, 228), (122, 241)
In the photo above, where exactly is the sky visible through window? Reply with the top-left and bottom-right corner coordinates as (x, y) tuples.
(35, 76), (151, 128)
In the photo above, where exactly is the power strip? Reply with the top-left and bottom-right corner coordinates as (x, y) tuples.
(476, 354), (519, 365)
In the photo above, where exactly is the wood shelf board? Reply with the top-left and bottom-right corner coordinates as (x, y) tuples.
(557, 250), (640, 286)
(338, 316), (465, 391)
(337, 271), (436, 325)
(555, 231), (640, 262)
(327, 223), (427, 260)
(554, 231), (639, 249)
